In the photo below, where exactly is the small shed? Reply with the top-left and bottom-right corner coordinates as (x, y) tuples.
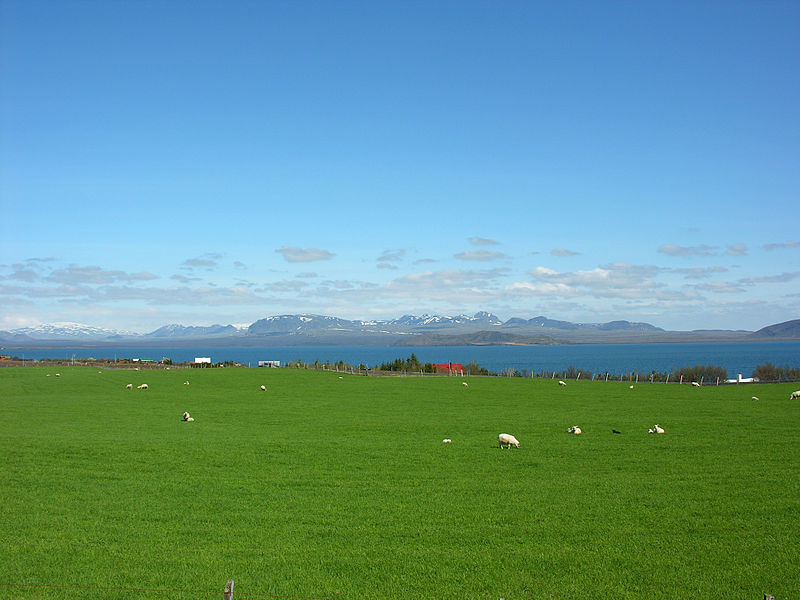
(258, 360), (281, 368)
(194, 357), (212, 364)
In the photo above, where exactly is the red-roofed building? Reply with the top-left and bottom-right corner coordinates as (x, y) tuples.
(433, 363), (464, 374)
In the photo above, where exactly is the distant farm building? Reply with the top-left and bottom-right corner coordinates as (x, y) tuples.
(433, 363), (465, 375)
(258, 360), (281, 368)
(194, 357), (212, 364)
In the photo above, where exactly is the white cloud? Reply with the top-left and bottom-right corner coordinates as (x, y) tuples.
(276, 246), (335, 263)
(46, 265), (158, 285)
(377, 249), (405, 262)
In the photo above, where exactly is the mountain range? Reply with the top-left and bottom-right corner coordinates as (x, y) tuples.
(2, 314), (799, 348)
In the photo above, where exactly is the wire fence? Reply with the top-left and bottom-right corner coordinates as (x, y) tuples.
(0, 581), (342, 600)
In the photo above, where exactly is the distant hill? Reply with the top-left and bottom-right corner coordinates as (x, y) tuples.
(750, 319), (800, 339)
(5, 313), (798, 348)
(394, 331), (562, 346)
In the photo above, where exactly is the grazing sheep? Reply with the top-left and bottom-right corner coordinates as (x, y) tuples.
(567, 426), (582, 435)
(55, 373), (60, 377)
(260, 385), (266, 391)
(498, 433), (520, 449)
(442, 439), (452, 443)
(183, 381), (190, 386)
(137, 383), (148, 390)
(182, 411), (194, 422)
(653, 424), (665, 434)
(629, 385), (634, 389)
(125, 383), (133, 389)
(752, 396), (759, 401)
(462, 381), (469, 387)
(790, 390), (800, 400)
(558, 380), (567, 386)
(691, 382), (701, 387)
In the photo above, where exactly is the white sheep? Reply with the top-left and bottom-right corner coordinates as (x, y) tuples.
(567, 426), (582, 435)
(691, 382), (701, 387)
(260, 385), (266, 391)
(654, 424), (664, 434)
(182, 411), (194, 422)
(55, 373), (60, 377)
(752, 396), (759, 401)
(183, 381), (190, 386)
(790, 390), (800, 400)
(137, 383), (148, 390)
(462, 381), (469, 387)
(558, 380), (567, 386)
(442, 439), (452, 443)
(498, 433), (520, 449)
(125, 383), (133, 389)
(629, 385), (634, 389)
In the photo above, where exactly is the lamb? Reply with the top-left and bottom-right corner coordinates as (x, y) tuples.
(260, 385), (266, 391)
(790, 390), (800, 400)
(462, 382), (469, 387)
(498, 433), (520, 449)
(183, 381), (190, 386)
(567, 426), (582, 435)
(137, 383), (148, 390)
(182, 411), (194, 422)
(691, 382), (701, 387)
(442, 439), (452, 443)
(125, 383), (133, 389)
(648, 424), (665, 434)
(558, 380), (567, 386)
(752, 396), (759, 401)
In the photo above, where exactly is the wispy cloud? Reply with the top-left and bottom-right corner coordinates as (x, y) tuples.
(454, 250), (506, 261)
(725, 243), (747, 256)
(377, 249), (405, 263)
(47, 265), (159, 284)
(739, 271), (800, 285)
(672, 266), (728, 280)
(658, 244), (717, 257)
(468, 237), (499, 246)
(377, 263), (399, 270)
(276, 246), (335, 263)
(763, 240), (800, 251)
(551, 248), (580, 257)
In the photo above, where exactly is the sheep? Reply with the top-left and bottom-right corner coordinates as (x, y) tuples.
(182, 411), (194, 422)
(790, 390), (800, 400)
(260, 385), (266, 391)
(498, 433), (520, 449)
(612, 429), (622, 434)
(442, 439), (452, 443)
(752, 396), (759, 401)
(462, 381), (469, 387)
(137, 383), (148, 390)
(558, 380), (567, 386)
(567, 426), (582, 435)
(629, 385), (634, 389)
(125, 383), (133, 389)
(651, 424), (665, 434)
(55, 373), (60, 377)
(691, 382), (701, 387)
(183, 381), (190, 386)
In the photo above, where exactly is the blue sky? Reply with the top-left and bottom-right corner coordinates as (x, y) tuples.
(1, 0), (798, 333)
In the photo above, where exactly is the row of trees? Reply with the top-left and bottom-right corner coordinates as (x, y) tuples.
(284, 356), (799, 383)
(752, 362), (800, 382)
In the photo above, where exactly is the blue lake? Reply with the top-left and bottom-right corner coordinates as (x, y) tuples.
(9, 340), (800, 378)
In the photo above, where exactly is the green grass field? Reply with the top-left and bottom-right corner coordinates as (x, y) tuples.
(1, 366), (798, 599)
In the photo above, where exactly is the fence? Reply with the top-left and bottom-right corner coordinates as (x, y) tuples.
(1, 580), (342, 600)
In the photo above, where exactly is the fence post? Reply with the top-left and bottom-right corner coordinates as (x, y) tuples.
(224, 579), (234, 600)
(679, 375), (683, 385)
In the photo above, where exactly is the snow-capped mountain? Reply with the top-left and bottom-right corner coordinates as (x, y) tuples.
(11, 322), (138, 340)
(144, 324), (243, 338)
